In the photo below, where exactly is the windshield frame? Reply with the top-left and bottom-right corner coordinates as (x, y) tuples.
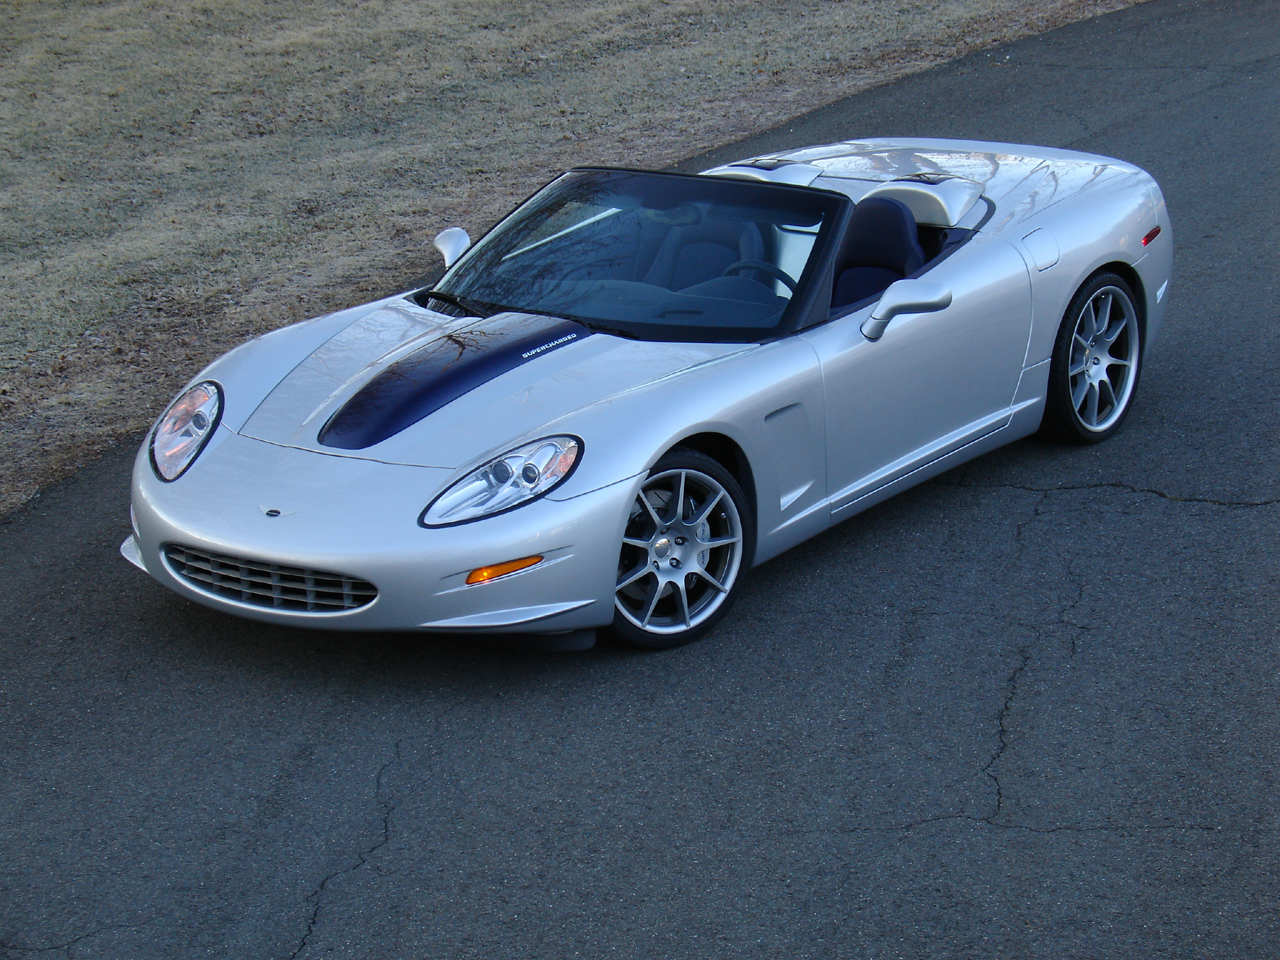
(430, 167), (851, 344)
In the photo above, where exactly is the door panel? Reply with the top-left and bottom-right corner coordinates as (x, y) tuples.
(800, 236), (1033, 515)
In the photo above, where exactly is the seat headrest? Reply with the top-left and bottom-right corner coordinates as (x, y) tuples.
(838, 197), (924, 276)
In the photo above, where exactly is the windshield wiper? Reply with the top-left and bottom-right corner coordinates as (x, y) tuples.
(416, 289), (494, 318)
(494, 303), (640, 340)
(575, 318), (639, 340)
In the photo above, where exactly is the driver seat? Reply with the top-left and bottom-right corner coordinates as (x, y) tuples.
(831, 197), (926, 311)
(643, 219), (765, 290)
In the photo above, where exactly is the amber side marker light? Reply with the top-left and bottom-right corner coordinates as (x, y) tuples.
(466, 555), (544, 585)
(1142, 225), (1162, 246)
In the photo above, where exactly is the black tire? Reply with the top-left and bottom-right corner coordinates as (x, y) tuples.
(1041, 271), (1143, 443)
(608, 448), (754, 649)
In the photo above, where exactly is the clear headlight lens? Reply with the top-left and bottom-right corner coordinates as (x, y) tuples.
(151, 381), (222, 481)
(421, 436), (581, 526)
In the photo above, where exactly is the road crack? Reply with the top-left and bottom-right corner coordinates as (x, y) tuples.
(286, 739), (403, 960)
(787, 816), (1226, 836)
(0, 919), (155, 958)
(983, 641), (1032, 824)
(937, 477), (1280, 509)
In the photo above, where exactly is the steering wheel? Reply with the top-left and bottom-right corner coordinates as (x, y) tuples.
(721, 260), (797, 293)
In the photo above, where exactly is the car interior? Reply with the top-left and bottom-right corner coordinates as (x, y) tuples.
(431, 169), (983, 339)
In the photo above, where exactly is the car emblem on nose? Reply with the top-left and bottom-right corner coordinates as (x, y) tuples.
(259, 505), (297, 518)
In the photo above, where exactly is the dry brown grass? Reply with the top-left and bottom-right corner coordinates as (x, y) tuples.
(0, 0), (1146, 516)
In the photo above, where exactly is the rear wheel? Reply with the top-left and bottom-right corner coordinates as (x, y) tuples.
(610, 449), (753, 649)
(1042, 272), (1142, 443)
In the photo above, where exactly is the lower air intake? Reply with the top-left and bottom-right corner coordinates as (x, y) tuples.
(163, 544), (377, 613)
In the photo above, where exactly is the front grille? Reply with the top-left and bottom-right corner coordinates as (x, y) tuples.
(163, 544), (377, 613)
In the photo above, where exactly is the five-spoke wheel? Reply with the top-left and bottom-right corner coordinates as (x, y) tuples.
(1043, 272), (1142, 443)
(610, 449), (753, 648)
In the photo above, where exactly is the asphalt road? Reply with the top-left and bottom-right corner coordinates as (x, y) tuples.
(2, 0), (1277, 957)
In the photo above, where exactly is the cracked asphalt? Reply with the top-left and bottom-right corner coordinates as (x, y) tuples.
(2, 0), (1277, 956)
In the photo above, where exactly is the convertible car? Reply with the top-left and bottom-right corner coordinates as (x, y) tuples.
(122, 138), (1173, 648)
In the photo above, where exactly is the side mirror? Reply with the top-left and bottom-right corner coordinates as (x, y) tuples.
(861, 279), (952, 341)
(433, 227), (472, 268)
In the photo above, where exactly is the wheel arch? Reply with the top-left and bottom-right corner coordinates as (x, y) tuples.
(665, 431), (758, 524)
(1040, 266), (1144, 443)
(1095, 260), (1147, 342)
(611, 436), (756, 648)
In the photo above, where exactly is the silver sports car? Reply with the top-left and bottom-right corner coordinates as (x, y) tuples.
(122, 138), (1173, 648)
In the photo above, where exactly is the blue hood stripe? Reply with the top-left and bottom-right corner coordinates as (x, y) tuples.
(318, 314), (591, 450)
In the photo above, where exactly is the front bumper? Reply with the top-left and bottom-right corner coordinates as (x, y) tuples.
(126, 429), (638, 632)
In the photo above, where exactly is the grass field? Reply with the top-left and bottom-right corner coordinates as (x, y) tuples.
(0, 0), (1144, 515)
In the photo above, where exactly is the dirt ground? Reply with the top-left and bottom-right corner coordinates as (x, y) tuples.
(0, 0), (1146, 517)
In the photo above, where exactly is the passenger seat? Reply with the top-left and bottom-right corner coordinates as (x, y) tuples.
(830, 197), (926, 311)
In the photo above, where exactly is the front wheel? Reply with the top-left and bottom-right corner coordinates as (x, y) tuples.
(610, 449), (754, 649)
(1041, 272), (1143, 443)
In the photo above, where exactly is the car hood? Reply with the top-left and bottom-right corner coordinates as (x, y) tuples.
(237, 298), (746, 468)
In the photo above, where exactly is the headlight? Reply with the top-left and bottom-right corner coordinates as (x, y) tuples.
(151, 381), (222, 481)
(421, 436), (581, 527)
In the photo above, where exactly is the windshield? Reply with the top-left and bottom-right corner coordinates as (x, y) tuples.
(433, 169), (845, 342)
